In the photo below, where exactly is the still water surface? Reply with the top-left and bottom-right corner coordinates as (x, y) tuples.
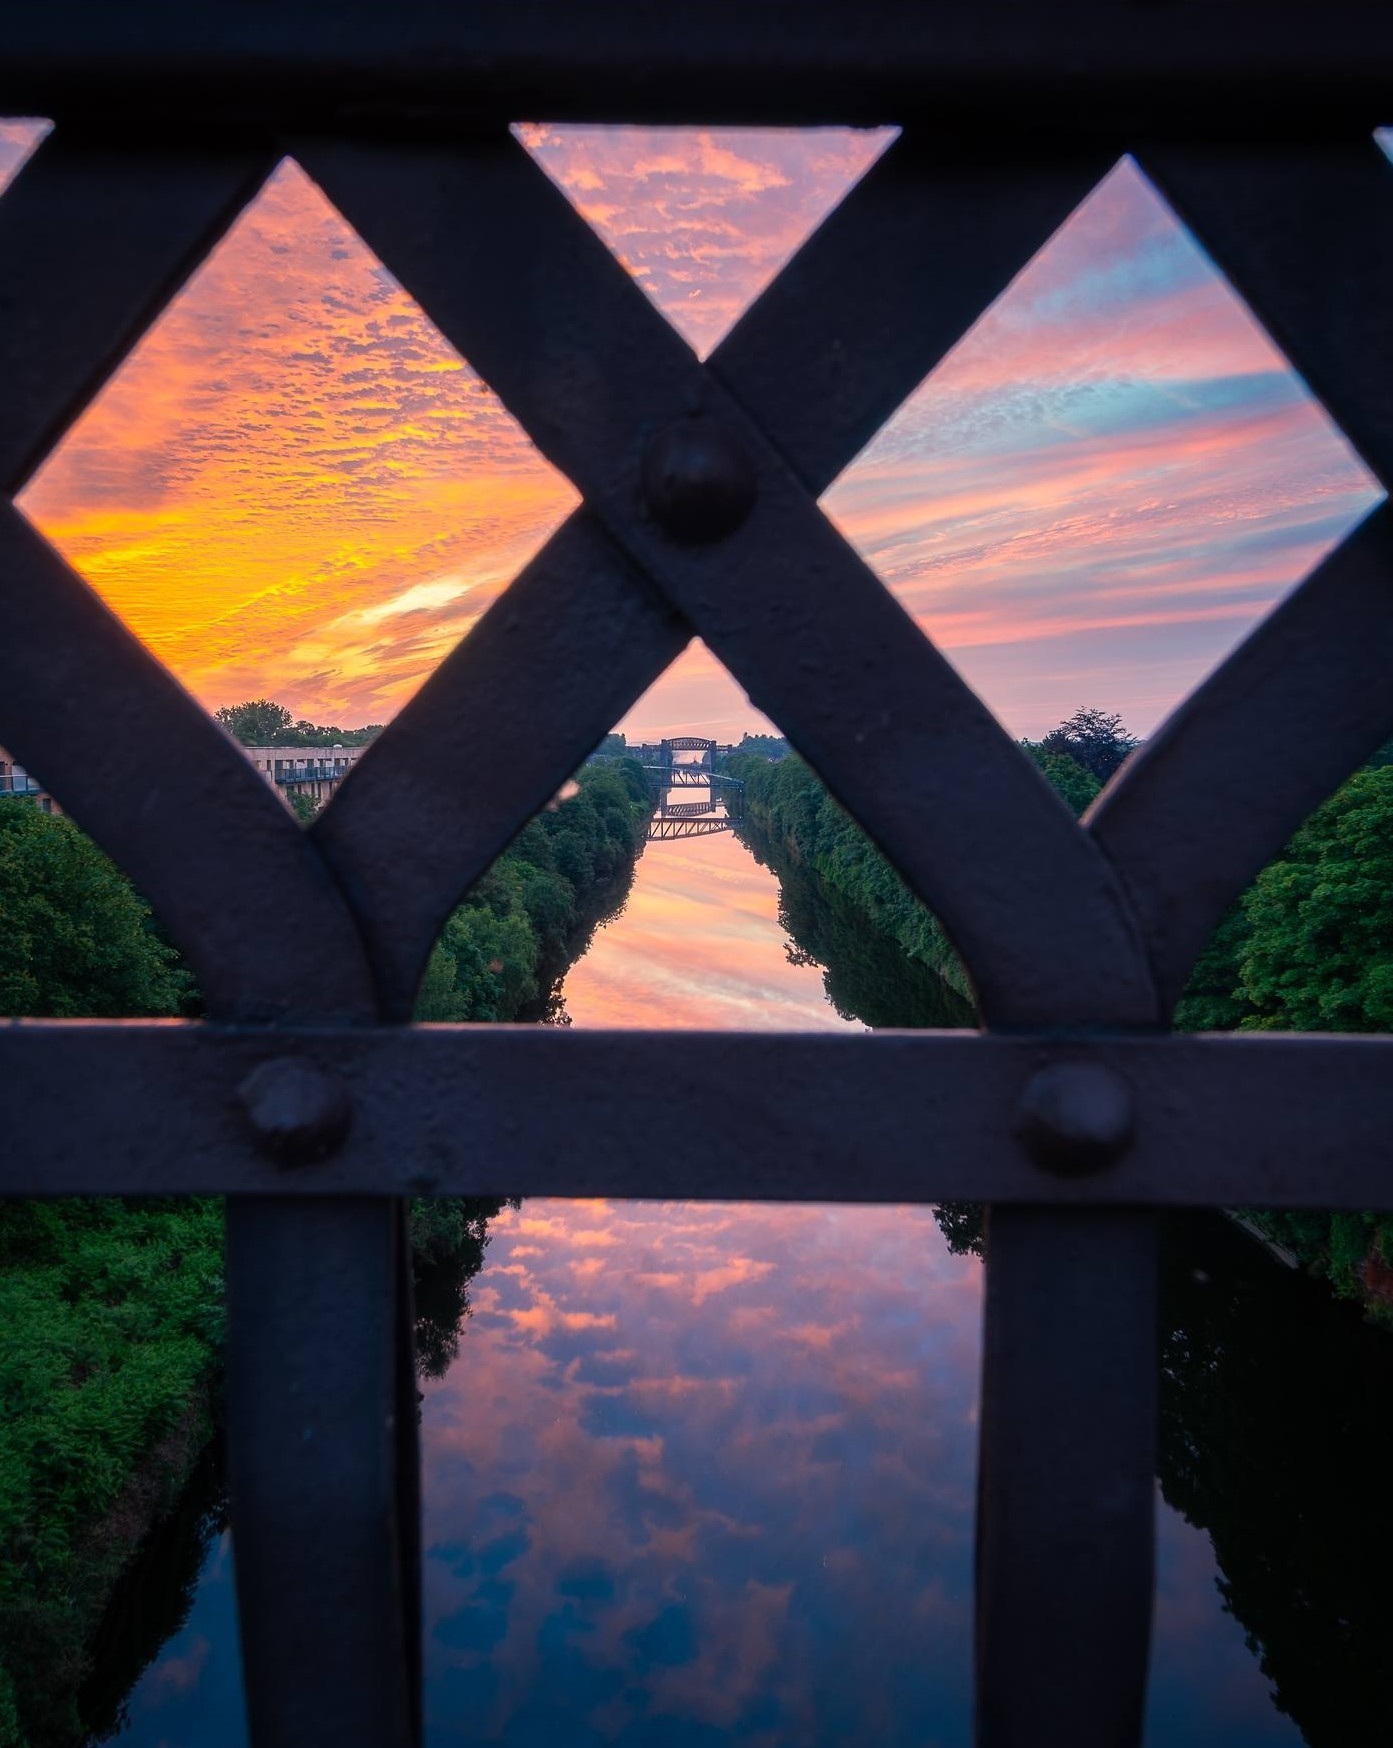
(109, 825), (1308, 1745)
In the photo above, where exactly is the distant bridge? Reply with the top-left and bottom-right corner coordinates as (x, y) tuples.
(642, 741), (744, 842)
(648, 814), (738, 841)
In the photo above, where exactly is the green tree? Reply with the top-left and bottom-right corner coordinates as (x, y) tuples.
(731, 732), (789, 761)
(1238, 767), (1393, 1032)
(214, 699), (383, 747)
(1038, 706), (1138, 785)
(0, 805), (186, 1018)
(1174, 763), (1393, 1315)
(213, 699), (294, 744)
(1022, 746), (1101, 817)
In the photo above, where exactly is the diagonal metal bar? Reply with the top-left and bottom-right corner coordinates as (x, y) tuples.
(710, 132), (1121, 495)
(0, 130), (374, 1019)
(1091, 506), (1393, 1014)
(0, 127), (276, 493)
(312, 132), (1113, 1019)
(298, 132), (1155, 1031)
(1137, 136), (1393, 493)
(314, 513), (687, 1019)
(0, 505), (375, 1021)
(1092, 138), (1393, 1013)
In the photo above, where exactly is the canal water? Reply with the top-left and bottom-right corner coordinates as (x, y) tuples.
(98, 815), (1380, 1745)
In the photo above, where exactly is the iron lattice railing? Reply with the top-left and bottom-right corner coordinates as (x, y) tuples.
(2, 6), (1393, 1743)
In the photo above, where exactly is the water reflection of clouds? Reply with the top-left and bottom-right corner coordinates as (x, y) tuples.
(560, 831), (861, 1032)
(421, 1199), (981, 1745)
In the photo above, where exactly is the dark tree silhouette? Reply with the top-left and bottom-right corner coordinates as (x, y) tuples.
(1038, 707), (1138, 785)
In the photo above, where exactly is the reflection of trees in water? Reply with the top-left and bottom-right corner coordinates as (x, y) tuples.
(1158, 1212), (1393, 1746)
(78, 1436), (228, 1744)
(410, 1197), (517, 1380)
(743, 808), (1393, 1745)
(738, 815), (975, 1029)
(74, 1199), (510, 1735)
(523, 855), (645, 1028)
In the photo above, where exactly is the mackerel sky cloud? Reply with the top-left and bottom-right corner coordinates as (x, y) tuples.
(2, 119), (1387, 739)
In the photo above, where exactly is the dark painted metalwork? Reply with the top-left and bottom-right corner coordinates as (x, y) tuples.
(641, 416), (758, 543)
(4, 3), (1393, 137)
(0, 12), (1390, 1743)
(7, 1023), (1393, 1208)
(647, 815), (735, 841)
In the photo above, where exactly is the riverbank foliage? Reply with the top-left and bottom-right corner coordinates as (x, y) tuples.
(0, 764), (650, 1742)
(0, 1200), (224, 1745)
(726, 734), (1099, 1008)
(0, 800), (216, 1742)
(415, 759), (651, 1022)
(1172, 763), (1393, 1321)
(0, 804), (190, 1018)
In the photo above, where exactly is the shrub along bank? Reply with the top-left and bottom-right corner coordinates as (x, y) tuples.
(0, 760), (650, 1744)
(725, 739), (1100, 1008)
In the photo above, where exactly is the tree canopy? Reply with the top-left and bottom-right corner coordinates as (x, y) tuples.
(214, 698), (383, 747)
(1037, 706), (1138, 784)
(1174, 761), (1393, 1319)
(732, 732), (789, 760)
(1023, 745), (1102, 815)
(0, 803), (187, 1018)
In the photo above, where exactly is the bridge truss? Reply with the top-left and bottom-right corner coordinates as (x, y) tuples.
(647, 815), (736, 841)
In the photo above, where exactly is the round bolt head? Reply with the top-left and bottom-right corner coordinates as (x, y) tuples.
(642, 416), (757, 544)
(238, 1057), (351, 1166)
(1017, 1059), (1135, 1176)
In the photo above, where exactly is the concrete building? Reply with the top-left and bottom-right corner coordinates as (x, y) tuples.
(241, 743), (368, 807)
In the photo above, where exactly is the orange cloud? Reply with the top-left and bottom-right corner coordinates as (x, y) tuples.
(19, 157), (577, 724)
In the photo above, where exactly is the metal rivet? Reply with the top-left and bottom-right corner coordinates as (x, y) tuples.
(1017, 1060), (1135, 1176)
(641, 416), (757, 543)
(237, 1057), (351, 1166)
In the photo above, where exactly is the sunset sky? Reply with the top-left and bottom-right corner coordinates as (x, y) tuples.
(1, 119), (1387, 741)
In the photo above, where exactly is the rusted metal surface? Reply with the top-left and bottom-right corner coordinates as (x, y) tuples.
(0, 13), (1389, 1743)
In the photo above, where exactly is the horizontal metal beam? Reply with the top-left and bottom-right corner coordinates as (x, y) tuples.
(3, 2), (1392, 135)
(4, 1020), (1392, 1207)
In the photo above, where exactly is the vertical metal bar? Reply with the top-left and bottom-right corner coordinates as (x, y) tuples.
(976, 1207), (1158, 1747)
(226, 1198), (416, 1748)
(393, 1200), (424, 1742)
